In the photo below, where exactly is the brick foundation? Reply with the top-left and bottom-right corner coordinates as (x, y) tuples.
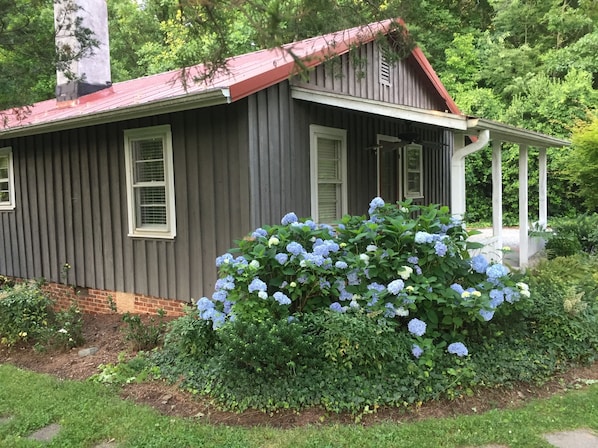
(38, 280), (189, 317)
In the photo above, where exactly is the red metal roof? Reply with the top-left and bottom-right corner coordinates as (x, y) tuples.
(0, 19), (462, 137)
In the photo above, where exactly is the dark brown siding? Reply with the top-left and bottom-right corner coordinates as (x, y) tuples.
(0, 102), (251, 301)
(293, 41), (447, 111)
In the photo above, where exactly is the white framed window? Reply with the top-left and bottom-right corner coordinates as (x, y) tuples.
(124, 125), (176, 239)
(0, 147), (15, 210)
(310, 125), (347, 223)
(403, 143), (423, 199)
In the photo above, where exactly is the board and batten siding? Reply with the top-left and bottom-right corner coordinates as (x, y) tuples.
(0, 102), (251, 301)
(245, 81), (452, 228)
(292, 41), (448, 111)
(291, 100), (452, 214)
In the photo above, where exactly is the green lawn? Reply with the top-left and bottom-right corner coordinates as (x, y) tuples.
(1, 364), (598, 448)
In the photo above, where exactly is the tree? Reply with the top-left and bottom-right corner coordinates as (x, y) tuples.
(0, 0), (97, 110)
(563, 115), (598, 211)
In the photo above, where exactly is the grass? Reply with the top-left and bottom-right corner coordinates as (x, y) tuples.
(1, 364), (598, 447)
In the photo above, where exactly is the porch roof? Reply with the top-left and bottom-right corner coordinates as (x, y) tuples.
(292, 87), (571, 148)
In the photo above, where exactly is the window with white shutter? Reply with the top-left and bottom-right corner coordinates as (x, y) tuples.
(124, 125), (176, 238)
(310, 125), (347, 223)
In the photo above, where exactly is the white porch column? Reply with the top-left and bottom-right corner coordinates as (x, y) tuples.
(491, 140), (503, 260)
(539, 147), (547, 226)
(519, 144), (529, 267)
(451, 133), (466, 219)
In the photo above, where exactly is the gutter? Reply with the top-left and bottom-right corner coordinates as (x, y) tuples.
(451, 129), (490, 218)
(0, 88), (231, 139)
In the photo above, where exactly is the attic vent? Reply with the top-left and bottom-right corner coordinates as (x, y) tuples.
(379, 52), (391, 86)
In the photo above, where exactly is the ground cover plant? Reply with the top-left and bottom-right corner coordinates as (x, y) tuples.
(147, 198), (598, 415)
(3, 363), (598, 448)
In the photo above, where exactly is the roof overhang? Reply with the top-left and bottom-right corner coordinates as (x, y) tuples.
(0, 88), (231, 139)
(291, 86), (469, 130)
(292, 87), (570, 148)
(465, 117), (570, 148)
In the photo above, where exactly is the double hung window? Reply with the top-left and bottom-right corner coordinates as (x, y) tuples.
(124, 125), (176, 238)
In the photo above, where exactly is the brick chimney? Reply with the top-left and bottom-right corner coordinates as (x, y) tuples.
(54, 0), (111, 102)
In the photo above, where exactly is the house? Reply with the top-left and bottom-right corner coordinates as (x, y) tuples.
(0, 1), (569, 315)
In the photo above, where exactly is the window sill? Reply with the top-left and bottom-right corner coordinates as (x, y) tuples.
(128, 231), (176, 240)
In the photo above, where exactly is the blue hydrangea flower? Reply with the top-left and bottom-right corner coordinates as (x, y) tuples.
(339, 289), (353, 301)
(384, 302), (396, 318)
(286, 242), (305, 256)
(211, 310), (226, 329)
(222, 300), (233, 314)
(368, 197), (385, 215)
(335, 261), (348, 269)
(212, 290), (227, 302)
(367, 282), (386, 292)
(367, 296), (379, 307)
(414, 231), (434, 244)
(504, 287), (520, 303)
(302, 253), (326, 266)
(274, 253), (289, 265)
(450, 283), (464, 295)
(273, 291), (291, 305)
(281, 212), (298, 225)
(447, 342), (468, 357)
(215, 275), (235, 291)
(486, 263), (509, 280)
(412, 344), (423, 359)
(387, 279), (405, 295)
(434, 241), (448, 257)
(347, 270), (361, 286)
(305, 220), (318, 230)
(297, 274), (308, 284)
(408, 318), (427, 336)
(251, 228), (268, 238)
(330, 302), (345, 313)
(197, 297), (214, 312)
(479, 308), (495, 321)
(415, 266), (422, 275)
(489, 289), (504, 307)
(248, 277), (267, 293)
(319, 278), (331, 290)
(215, 253), (234, 267)
(407, 256), (419, 265)
(470, 254), (489, 274)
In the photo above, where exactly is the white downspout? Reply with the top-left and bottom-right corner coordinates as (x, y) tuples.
(450, 129), (490, 219)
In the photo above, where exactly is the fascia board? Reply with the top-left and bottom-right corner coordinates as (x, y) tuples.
(467, 118), (571, 148)
(0, 88), (231, 139)
(291, 87), (468, 130)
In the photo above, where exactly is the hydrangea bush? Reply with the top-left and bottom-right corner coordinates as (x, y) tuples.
(198, 198), (527, 357)
(151, 207), (598, 412)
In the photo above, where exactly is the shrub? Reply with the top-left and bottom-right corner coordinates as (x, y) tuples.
(0, 281), (54, 346)
(161, 306), (217, 361)
(544, 214), (598, 258)
(155, 198), (534, 412)
(199, 199), (528, 343)
(121, 309), (168, 351)
(0, 281), (84, 350)
(526, 255), (598, 363)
